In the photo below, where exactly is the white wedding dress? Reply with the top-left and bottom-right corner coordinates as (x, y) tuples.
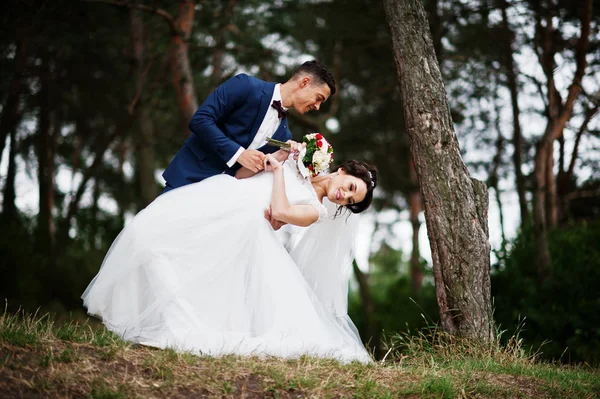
(82, 157), (371, 363)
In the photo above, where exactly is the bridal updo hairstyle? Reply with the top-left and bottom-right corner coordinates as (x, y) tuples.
(337, 160), (378, 214)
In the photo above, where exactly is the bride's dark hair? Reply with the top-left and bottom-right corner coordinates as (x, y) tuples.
(337, 160), (378, 214)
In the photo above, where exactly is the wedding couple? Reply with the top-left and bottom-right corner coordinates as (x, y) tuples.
(82, 60), (378, 363)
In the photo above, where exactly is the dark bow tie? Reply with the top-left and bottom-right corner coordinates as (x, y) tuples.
(271, 100), (288, 119)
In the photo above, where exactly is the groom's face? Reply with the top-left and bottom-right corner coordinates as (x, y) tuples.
(293, 78), (331, 114)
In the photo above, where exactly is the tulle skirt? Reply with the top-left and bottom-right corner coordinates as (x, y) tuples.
(82, 173), (371, 363)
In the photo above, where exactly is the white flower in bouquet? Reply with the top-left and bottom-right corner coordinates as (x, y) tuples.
(312, 149), (331, 171)
(267, 133), (334, 178)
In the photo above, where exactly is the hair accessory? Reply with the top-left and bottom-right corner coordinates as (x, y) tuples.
(368, 171), (375, 189)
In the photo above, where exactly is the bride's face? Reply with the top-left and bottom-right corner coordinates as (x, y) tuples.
(326, 170), (368, 206)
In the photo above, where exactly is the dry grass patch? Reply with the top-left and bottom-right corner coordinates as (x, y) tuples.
(1, 309), (599, 398)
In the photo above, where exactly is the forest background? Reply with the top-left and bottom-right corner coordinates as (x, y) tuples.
(0, 0), (599, 365)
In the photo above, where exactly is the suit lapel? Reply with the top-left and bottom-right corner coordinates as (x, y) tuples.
(248, 82), (276, 145)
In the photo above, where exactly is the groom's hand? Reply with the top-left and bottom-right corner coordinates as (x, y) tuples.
(238, 150), (266, 173)
(264, 205), (287, 231)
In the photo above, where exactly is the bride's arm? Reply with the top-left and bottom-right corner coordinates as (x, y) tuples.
(234, 166), (259, 179)
(234, 149), (290, 179)
(266, 155), (320, 227)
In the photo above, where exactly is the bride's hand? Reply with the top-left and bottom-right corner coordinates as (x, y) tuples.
(287, 140), (306, 160)
(264, 154), (282, 172)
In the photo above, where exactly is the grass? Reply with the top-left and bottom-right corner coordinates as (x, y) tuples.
(1, 308), (599, 398)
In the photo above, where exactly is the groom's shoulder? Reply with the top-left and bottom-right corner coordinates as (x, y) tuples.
(221, 74), (271, 99)
(230, 73), (268, 88)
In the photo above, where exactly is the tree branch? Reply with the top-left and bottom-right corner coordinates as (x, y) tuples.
(565, 190), (599, 201)
(577, 84), (600, 107)
(549, 0), (592, 143)
(58, 124), (126, 247)
(566, 105), (599, 180)
(128, 57), (155, 115)
(81, 0), (181, 35)
(522, 72), (548, 112)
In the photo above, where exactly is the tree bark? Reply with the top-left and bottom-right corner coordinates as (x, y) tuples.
(499, 0), (528, 226)
(130, 8), (157, 208)
(383, 0), (494, 343)
(170, 0), (198, 137)
(425, 0), (443, 64)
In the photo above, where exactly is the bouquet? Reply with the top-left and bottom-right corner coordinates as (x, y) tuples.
(267, 133), (334, 178)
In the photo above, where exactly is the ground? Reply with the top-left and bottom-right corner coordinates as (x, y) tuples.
(1, 312), (599, 398)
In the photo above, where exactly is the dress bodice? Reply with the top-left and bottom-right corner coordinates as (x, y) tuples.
(280, 156), (328, 222)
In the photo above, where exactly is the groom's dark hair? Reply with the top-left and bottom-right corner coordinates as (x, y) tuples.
(291, 60), (336, 96)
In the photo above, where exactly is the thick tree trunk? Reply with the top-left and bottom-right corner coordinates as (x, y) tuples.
(171, 0), (198, 137)
(499, 0), (528, 226)
(130, 9), (157, 208)
(383, 0), (494, 343)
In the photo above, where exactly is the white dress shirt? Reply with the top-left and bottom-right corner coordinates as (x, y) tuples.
(226, 84), (286, 167)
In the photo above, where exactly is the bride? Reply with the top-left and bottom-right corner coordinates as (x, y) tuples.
(82, 145), (378, 363)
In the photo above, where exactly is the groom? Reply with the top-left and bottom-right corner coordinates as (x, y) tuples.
(162, 60), (336, 192)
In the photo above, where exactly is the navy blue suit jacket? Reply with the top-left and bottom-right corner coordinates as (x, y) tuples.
(162, 74), (292, 189)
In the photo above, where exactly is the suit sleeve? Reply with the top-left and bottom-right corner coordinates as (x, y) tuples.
(188, 74), (252, 163)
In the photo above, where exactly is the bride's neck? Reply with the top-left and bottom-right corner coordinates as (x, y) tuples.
(310, 175), (329, 201)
